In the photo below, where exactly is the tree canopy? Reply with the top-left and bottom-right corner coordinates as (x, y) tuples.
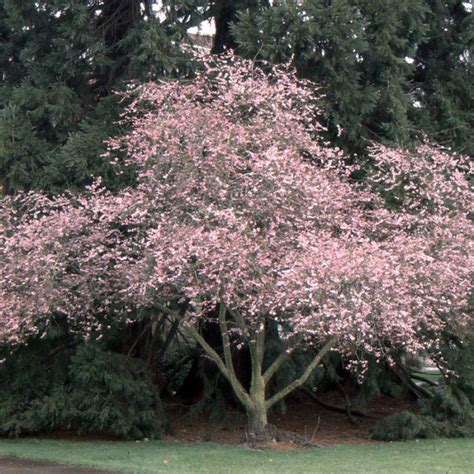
(1, 56), (471, 439)
(0, 0), (472, 445)
(0, 0), (198, 194)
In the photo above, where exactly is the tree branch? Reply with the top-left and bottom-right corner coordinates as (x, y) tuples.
(255, 325), (265, 369)
(155, 318), (180, 362)
(265, 336), (337, 409)
(301, 387), (375, 419)
(227, 307), (250, 337)
(263, 334), (304, 384)
(218, 302), (252, 407)
(158, 303), (252, 409)
(127, 319), (153, 357)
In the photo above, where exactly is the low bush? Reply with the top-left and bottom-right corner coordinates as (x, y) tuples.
(374, 384), (473, 441)
(0, 342), (165, 439)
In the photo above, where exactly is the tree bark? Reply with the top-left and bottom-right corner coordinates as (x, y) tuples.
(266, 336), (337, 409)
(247, 403), (269, 440)
(95, 0), (142, 94)
(211, 0), (238, 54)
(160, 303), (337, 442)
(247, 355), (269, 439)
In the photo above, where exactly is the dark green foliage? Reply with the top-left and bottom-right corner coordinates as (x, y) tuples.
(172, 348), (248, 422)
(355, 356), (408, 405)
(411, 0), (474, 157)
(439, 330), (474, 404)
(0, 104), (50, 193)
(374, 411), (443, 441)
(0, 0), (197, 194)
(66, 344), (165, 439)
(0, 342), (165, 439)
(51, 94), (137, 193)
(416, 330), (474, 437)
(418, 385), (473, 424)
(374, 338), (474, 441)
(186, 366), (239, 424)
(374, 399), (474, 441)
(1, 1), (471, 193)
(0, 339), (71, 437)
(232, 0), (473, 156)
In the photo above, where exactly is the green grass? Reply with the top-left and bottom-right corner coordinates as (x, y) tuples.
(0, 438), (472, 473)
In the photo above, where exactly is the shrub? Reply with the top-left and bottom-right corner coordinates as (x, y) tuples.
(373, 385), (474, 441)
(0, 342), (166, 439)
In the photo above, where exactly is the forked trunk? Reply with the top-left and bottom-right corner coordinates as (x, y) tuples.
(171, 304), (337, 446)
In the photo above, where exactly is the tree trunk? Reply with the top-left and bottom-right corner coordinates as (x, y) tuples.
(247, 403), (269, 441)
(95, 0), (142, 94)
(160, 304), (336, 445)
(247, 372), (269, 440)
(211, 0), (238, 54)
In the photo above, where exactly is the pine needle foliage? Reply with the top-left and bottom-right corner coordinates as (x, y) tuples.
(0, 341), (165, 439)
(232, 0), (473, 157)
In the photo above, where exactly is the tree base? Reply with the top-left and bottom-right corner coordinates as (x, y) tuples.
(245, 424), (322, 449)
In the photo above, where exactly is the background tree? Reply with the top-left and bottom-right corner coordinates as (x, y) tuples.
(232, 0), (473, 156)
(0, 0), (199, 194)
(411, 0), (474, 157)
(2, 0), (471, 196)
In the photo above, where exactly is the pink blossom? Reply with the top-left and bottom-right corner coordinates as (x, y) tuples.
(0, 55), (471, 368)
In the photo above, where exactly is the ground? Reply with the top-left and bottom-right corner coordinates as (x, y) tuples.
(0, 457), (114, 473)
(162, 391), (413, 447)
(1, 438), (473, 473)
(2, 392), (471, 473)
(38, 390), (412, 448)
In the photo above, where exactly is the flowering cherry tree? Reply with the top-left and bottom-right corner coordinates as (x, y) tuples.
(1, 56), (472, 440)
(0, 183), (143, 343)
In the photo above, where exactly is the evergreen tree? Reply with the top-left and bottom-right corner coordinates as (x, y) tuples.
(210, 0), (266, 53)
(355, 0), (428, 146)
(232, 0), (472, 156)
(412, 0), (474, 157)
(0, 0), (198, 194)
(2, 1), (471, 194)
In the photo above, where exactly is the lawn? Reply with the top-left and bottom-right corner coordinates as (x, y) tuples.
(0, 438), (472, 473)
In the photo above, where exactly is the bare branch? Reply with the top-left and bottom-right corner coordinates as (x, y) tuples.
(263, 334), (304, 384)
(159, 303), (252, 409)
(265, 336), (337, 410)
(218, 302), (252, 406)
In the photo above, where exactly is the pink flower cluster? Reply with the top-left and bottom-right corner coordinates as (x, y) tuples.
(1, 56), (471, 363)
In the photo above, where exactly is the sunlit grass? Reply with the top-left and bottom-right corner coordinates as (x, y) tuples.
(0, 437), (473, 473)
